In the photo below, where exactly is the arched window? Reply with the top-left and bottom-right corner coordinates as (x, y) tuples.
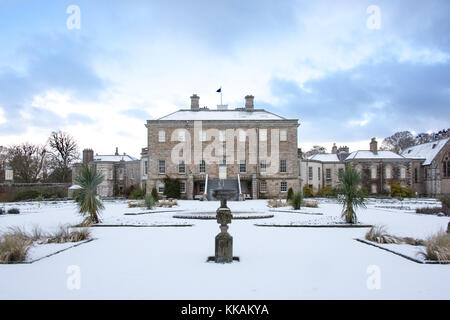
(443, 153), (450, 177)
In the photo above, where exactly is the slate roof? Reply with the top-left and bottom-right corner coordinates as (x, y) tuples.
(401, 137), (449, 165)
(157, 109), (286, 121)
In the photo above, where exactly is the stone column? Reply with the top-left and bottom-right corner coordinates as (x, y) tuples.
(252, 174), (258, 199)
(187, 174), (194, 200)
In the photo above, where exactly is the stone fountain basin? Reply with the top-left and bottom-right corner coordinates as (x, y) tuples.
(212, 189), (236, 201)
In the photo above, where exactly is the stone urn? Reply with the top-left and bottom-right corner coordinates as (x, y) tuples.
(213, 189), (235, 263)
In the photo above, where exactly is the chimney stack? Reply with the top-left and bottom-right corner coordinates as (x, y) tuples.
(190, 94), (200, 109)
(115, 147), (119, 156)
(370, 138), (378, 154)
(331, 143), (338, 154)
(338, 146), (349, 153)
(245, 95), (254, 109)
(82, 148), (94, 164)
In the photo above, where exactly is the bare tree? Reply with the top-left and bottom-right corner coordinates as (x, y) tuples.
(416, 129), (450, 145)
(47, 131), (80, 182)
(7, 143), (47, 183)
(380, 131), (416, 154)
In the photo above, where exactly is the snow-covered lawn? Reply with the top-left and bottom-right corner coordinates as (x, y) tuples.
(0, 198), (448, 299)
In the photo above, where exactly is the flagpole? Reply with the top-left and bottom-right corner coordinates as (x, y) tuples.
(220, 86), (222, 105)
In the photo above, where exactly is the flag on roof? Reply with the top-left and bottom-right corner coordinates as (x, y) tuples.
(216, 87), (221, 93)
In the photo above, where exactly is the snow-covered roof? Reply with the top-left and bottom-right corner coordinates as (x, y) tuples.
(307, 153), (341, 162)
(157, 109), (285, 121)
(345, 150), (405, 160)
(93, 155), (138, 162)
(402, 138), (449, 165)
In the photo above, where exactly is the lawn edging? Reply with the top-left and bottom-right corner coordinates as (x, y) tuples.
(355, 238), (450, 264)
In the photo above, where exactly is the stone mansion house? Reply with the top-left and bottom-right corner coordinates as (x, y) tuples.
(72, 94), (450, 199)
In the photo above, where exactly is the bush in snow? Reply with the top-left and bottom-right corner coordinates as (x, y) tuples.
(74, 164), (104, 224)
(151, 187), (159, 202)
(286, 188), (294, 202)
(365, 225), (401, 244)
(302, 185), (314, 198)
(337, 164), (366, 224)
(144, 194), (155, 209)
(7, 208), (20, 214)
(267, 199), (288, 208)
(301, 200), (318, 208)
(416, 207), (444, 215)
(0, 227), (32, 263)
(292, 192), (303, 210)
(417, 229), (450, 263)
(45, 226), (90, 244)
(0, 208), (5, 215)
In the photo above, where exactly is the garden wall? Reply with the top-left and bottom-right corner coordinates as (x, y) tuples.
(0, 183), (71, 202)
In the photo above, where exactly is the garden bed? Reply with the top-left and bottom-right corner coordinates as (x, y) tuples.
(173, 214), (274, 220)
(0, 239), (95, 264)
(355, 238), (450, 264)
(92, 223), (193, 227)
(268, 209), (323, 215)
(255, 224), (373, 228)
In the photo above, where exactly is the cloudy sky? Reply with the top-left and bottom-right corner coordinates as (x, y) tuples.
(0, 0), (449, 157)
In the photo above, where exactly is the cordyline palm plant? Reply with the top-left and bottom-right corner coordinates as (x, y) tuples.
(337, 164), (366, 224)
(74, 164), (104, 224)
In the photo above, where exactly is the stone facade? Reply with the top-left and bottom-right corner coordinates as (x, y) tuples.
(145, 95), (300, 199)
(402, 137), (450, 196)
(301, 138), (450, 197)
(72, 148), (141, 197)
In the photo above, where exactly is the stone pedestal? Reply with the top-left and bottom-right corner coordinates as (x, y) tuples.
(215, 207), (233, 263)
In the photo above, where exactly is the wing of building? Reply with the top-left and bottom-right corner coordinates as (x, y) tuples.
(300, 138), (450, 197)
(402, 137), (450, 196)
(72, 148), (141, 197)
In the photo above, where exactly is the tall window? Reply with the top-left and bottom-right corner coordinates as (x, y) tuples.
(371, 166), (377, 179)
(280, 130), (287, 141)
(385, 167), (391, 179)
(199, 182), (205, 193)
(260, 160), (267, 173)
(178, 160), (185, 173)
(338, 168), (344, 178)
(158, 182), (165, 193)
(240, 160), (246, 173)
(326, 168), (331, 180)
(414, 167), (418, 183)
(309, 167), (313, 180)
(177, 130), (185, 142)
(199, 130), (207, 142)
(318, 167), (321, 180)
(400, 167), (406, 179)
(158, 160), (165, 174)
(259, 129), (267, 142)
(280, 159), (287, 173)
(158, 130), (165, 142)
(219, 130), (225, 142)
(280, 181), (287, 192)
(239, 130), (246, 142)
(260, 181), (267, 193)
(199, 160), (206, 173)
(371, 183), (377, 194)
(144, 160), (148, 175)
(180, 182), (186, 193)
(443, 154), (450, 177)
